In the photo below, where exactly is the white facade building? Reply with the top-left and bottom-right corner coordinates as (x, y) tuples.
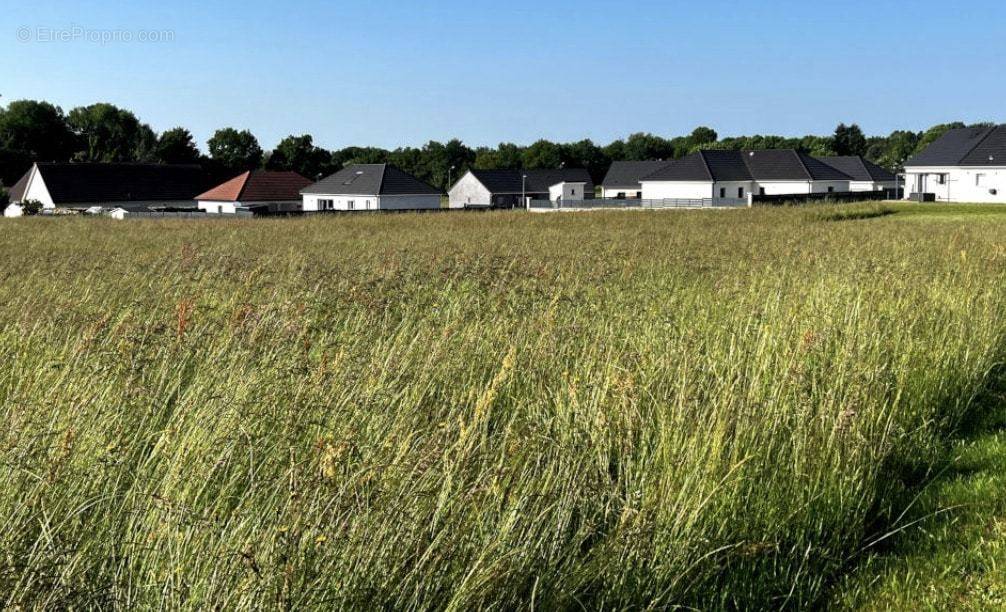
(447, 168), (594, 209)
(903, 125), (1006, 203)
(639, 150), (854, 203)
(196, 170), (312, 215)
(303, 164), (441, 212)
(5, 162), (208, 213)
(600, 160), (673, 199)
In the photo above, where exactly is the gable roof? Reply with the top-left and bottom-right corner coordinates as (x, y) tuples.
(30, 163), (214, 205)
(643, 149), (853, 182)
(601, 161), (673, 188)
(905, 125), (1006, 167)
(466, 168), (594, 194)
(302, 164), (440, 196)
(7, 169), (30, 203)
(196, 170), (313, 202)
(816, 156), (896, 182)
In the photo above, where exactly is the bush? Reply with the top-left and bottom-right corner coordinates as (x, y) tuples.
(0, 187), (8, 207)
(20, 199), (43, 216)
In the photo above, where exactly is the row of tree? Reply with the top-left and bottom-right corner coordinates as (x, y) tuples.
(0, 99), (985, 192)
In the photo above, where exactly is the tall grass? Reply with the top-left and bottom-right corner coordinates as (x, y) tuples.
(1, 206), (1005, 609)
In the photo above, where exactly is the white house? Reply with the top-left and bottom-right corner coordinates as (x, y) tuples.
(600, 161), (673, 199)
(815, 156), (897, 192)
(6, 162), (211, 213)
(903, 125), (1006, 203)
(640, 150), (853, 203)
(197, 170), (312, 214)
(448, 169), (594, 209)
(302, 164), (441, 212)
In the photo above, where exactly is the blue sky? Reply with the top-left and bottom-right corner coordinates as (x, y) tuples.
(2, 0), (1004, 152)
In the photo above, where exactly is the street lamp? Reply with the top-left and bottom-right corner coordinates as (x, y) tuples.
(523, 174), (528, 210)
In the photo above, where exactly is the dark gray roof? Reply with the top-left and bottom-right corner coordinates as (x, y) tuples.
(30, 163), (214, 205)
(8, 170), (29, 203)
(816, 156), (896, 182)
(643, 150), (853, 182)
(905, 126), (1006, 167)
(601, 161), (673, 188)
(466, 168), (594, 194)
(303, 164), (440, 196)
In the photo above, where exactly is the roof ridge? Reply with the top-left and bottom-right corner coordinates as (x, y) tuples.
(696, 151), (715, 181)
(377, 163), (389, 195)
(960, 126), (999, 164)
(233, 170), (253, 201)
(791, 150), (814, 180)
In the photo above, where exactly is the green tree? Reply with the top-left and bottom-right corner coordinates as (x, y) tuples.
(266, 134), (331, 179)
(831, 123), (868, 157)
(0, 100), (76, 163)
(880, 130), (921, 170)
(0, 185), (8, 206)
(331, 146), (389, 170)
(155, 127), (201, 165)
(687, 126), (718, 152)
(67, 103), (155, 162)
(523, 140), (566, 169)
(622, 133), (675, 161)
(565, 139), (610, 183)
(207, 128), (263, 172)
(474, 143), (524, 169)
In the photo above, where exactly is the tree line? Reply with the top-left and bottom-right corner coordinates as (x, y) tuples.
(0, 99), (988, 201)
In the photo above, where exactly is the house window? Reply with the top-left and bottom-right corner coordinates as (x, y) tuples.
(937, 174), (947, 185)
(318, 199), (334, 210)
(571, 188), (576, 197)
(737, 187), (744, 198)
(617, 192), (626, 199)
(759, 187), (766, 196)
(348, 200), (355, 210)
(719, 187), (726, 198)
(365, 200), (371, 209)
(828, 186), (835, 193)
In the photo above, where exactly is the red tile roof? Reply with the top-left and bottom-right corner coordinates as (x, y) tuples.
(196, 170), (313, 202)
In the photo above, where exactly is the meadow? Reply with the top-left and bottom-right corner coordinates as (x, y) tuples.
(1, 204), (1005, 609)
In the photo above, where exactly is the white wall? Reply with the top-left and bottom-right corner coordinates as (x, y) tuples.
(199, 200), (301, 214)
(548, 182), (587, 201)
(303, 194), (379, 212)
(4, 204), (23, 218)
(905, 167), (1006, 203)
(21, 166), (55, 208)
(712, 181), (756, 201)
(448, 172), (491, 208)
(304, 194), (440, 211)
(640, 181), (712, 200)
(601, 187), (643, 199)
(849, 181), (896, 192)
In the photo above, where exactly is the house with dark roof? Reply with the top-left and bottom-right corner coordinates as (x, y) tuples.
(196, 170), (313, 214)
(815, 156), (897, 192)
(447, 168), (594, 209)
(600, 161), (674, 199)
(301, 164), (441, 212)
(5, 162), (214, 214)
(903, 125), (1006, 203)
(639, 150), (853, 202)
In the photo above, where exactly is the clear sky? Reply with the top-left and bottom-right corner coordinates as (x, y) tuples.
(2, 0), (1004, 152)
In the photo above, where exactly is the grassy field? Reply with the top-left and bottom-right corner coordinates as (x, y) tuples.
(2, 203), (1006, 609)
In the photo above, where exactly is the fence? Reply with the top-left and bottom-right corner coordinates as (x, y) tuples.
(751, 188), (903, 206)
(528, 198), (748, 211)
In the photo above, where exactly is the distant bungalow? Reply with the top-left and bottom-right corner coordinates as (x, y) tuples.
(5, 162), (214, 216)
